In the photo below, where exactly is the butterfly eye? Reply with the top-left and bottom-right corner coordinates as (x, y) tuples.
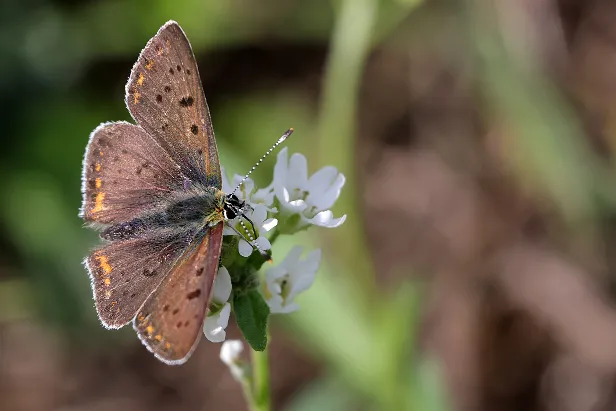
(227, 194), (243, 208)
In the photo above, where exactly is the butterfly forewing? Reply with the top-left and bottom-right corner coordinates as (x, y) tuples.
(85, 228), (199, 329)
(133, 223), (224, 365)
(125, 21), (221, 189)
(81, 121), (185, 225)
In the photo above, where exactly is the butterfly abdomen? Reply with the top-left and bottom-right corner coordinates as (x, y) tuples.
(100, 187), (224, 241)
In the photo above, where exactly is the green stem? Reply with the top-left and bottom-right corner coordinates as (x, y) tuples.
(250, 342), (271, 411)
(316, 0), (379, 302)
(239, 373), (258, 411)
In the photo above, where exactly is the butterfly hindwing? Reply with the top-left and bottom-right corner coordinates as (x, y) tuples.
(80, 121), (185, 225)
(133, 222), (224, 365)
(125, 21), (222, 189)
(85, 228), (198, 329)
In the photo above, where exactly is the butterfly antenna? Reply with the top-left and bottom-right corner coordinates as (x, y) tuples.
(231, 128), (294, 195)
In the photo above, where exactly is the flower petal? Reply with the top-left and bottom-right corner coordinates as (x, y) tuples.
(307, 166), (338, 193)
(255, 236), (271, 251)
(204, 303), (231, 343)
(204, 319), (225, 342)
(273, 147), (289, 183)
(304, 210), (346, 228)
(242, 178), (255, 196)
(301, 249), (322, 274)
(286, 252), (320, 301)
(274, 148), (310, 204)
(266, 278), (282, 295)
(220, 340), (245, 381)
(251, 204), (268, 225)
(278, 302), (300, 314)
(265, 266), (287, 283)
(217, 303), (231, 329)
(262, 218), (278, 231)
(280, 194), (307, 213)
(307, 172), (345, 211)
(212, 266), (232, 302)
(252, 187), (275, 207)
(288, 269), (315, 299)
(220, 339), (243, 366)
(238, 239), (253, 257)
(266, 294), (285, 313)
(281, 246), (304, 270)
(288, 153), (309, 189)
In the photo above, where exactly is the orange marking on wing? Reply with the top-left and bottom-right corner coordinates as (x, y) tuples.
(99, 150), (104, 156)
(137, 73), (145, 86)
(95, 163), (101, 172)
(165, 342), (171, 350)
(95, 255), (113, 274)
(104, 290), (112, 299)
(155, 334), (162, 341)
(145, 60), (154, 70)
(95, 178), (102, 189)
(137, 313), (145, 322)
(134, 91), (141, 104)
(91, 192), (105, 213)
(146, 325), (154, 335)
(104, 278), (111, 286)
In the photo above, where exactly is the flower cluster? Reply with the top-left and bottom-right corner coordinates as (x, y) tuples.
(203, 147), (345, 344)
(263, 247), (321, 314)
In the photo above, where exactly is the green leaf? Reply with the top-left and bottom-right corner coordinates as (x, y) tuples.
(233, 289), (270, 351)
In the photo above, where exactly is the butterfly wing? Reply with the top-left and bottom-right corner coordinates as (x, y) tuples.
(80, 121), (185, 225)
(85, 227), (199, 329)
(133, 222), (224, 365)
(125, 21), (221, 189)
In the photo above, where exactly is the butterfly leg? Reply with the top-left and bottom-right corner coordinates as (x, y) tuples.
(226, 222), (268, 258)
(240, 215), (258, 239)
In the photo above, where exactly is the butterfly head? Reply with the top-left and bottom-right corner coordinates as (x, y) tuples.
(223, 193), (250, 220)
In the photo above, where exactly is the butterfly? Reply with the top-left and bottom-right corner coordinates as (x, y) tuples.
(79, 21), (286, 365)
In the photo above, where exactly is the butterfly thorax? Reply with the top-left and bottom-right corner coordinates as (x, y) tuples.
(100, 186), (228, 242)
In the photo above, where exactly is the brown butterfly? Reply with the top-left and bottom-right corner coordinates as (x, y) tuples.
(80, 21), (250, 364)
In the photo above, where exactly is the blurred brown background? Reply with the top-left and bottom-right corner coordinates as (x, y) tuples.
(4, 0), (616, 410)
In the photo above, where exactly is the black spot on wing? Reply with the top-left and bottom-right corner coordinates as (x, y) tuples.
(187, 289), (201, 300)
(179, 96), (194, 107)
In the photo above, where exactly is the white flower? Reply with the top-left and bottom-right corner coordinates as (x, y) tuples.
(220, 340), (245, 381)
(224, 204), (277, 257)
(272, 148), (346, 231)
(221, 166), (275, 208)
(204, 266), (232, 342)
(264, 246), (321, 314)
